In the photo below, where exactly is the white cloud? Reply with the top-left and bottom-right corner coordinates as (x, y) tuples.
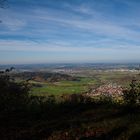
(0, 39), (140, 52)
(0, 9), (26, 31)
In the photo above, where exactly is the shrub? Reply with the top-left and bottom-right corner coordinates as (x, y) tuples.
(99, 94), (114, 104)
(123, 79), (140, 105)
(0, 71), (30, 112)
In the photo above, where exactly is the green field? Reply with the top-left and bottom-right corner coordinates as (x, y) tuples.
(30, 77), (98, 96)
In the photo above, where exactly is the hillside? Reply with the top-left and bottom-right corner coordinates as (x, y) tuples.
(14, 72), (80, 82)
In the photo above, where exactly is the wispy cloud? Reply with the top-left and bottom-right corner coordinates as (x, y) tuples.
(2, 2), (140, 41)
(0, 0), (140, 63)
(0, 39), (140, 52)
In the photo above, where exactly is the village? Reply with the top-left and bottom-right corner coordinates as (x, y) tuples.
(86, 83), (123, 98)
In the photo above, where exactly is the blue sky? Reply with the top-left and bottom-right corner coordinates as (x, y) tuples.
(0, 0), (140, 64)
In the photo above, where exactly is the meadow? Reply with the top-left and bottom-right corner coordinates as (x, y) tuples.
(30, 77), (98, 96)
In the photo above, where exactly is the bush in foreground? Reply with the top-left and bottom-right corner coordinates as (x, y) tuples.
(123, 79), (140, 105)
(0, 71), (30, 112)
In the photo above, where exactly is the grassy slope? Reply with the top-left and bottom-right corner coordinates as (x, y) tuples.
(1, 102), (140, 140)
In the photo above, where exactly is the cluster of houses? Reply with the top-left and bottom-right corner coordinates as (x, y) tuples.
(86, 83), (123, 97)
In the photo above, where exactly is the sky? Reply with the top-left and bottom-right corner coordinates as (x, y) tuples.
(0, 0), (140, 64)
